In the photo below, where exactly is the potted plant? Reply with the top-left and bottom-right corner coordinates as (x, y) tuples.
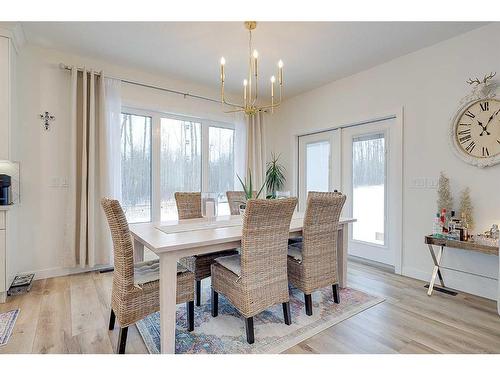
(265, 153), (286, 199)
(236, 170), (266, 215)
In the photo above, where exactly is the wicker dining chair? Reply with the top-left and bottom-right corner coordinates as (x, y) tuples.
(174, 192), (238, 306)
(101, 198), (195, 354)
(226, 191), (256, 215)
(287, 191), (346, 316)
(211, 197), (298, 344)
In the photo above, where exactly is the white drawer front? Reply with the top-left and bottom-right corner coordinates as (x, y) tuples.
(0, 211), (5, 230)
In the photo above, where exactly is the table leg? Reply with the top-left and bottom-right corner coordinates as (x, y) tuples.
(133, 238), (145, 263)
(427, 245), (445, 296)
(159, 252), (178, 354)
(337, 223), (349, 288)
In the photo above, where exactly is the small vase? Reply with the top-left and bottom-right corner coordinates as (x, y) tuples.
(239, 203), (246, 216)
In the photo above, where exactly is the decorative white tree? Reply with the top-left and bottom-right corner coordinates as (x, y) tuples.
(459, 187), (474, 230)
(437, 171), (453, 214)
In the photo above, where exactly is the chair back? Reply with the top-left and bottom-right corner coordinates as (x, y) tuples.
(302, 191), (346, 270)
(240, 198), (297, 288)
(101, 198), (135, 297)
(174, 192), (202, 219)
(226, 191), (254, 215)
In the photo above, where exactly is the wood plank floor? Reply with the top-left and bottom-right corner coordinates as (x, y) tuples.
(1, 260), (499, 354)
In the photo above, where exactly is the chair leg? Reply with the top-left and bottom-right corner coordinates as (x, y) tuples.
(211, 288), (219, 317)
(304, 293), (313, 316)
(187, 301), (194, 332)
(117, 326), (128, 354)
(245, 317), (255, 344)
(108, 309), (116, 330)
(332, 284), (340, 304)
(282, 302), (292, 325)
(195, 280), (202, 306)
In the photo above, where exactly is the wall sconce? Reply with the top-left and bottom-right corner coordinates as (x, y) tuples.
(39, 111), (55, 131)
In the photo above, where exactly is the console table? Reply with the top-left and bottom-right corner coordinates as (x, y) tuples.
(424, 235), (499, 298)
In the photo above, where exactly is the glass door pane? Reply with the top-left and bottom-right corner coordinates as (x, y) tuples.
(208, 126), (235, 216)
(306, 141), (330, 192)
(160, 118), (202, 221)
(352, 133), (385, 245)
(120, 113), (152, 223)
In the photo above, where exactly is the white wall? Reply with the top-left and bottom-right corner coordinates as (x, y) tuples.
(13, 44), (244, 280)
(267, 23), (500, 299)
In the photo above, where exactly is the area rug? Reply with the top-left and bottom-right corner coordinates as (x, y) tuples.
(0, 309), (20, 347)
(136, 280), (384, 354)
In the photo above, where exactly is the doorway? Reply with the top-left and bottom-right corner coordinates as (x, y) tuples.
(297, 115), (402, 270)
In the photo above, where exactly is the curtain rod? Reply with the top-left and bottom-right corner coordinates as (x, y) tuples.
(58, 63), (229, 106)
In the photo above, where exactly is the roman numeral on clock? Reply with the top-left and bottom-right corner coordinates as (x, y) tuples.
(480, 101), (489, 111)
(458, 129), (471, 135)
(459, 134), (471, 143)
(482, 147), (489, 157)
(459, 123), (471, 127)
(465, 141), (476, 153)
(464, 110), (475, 118)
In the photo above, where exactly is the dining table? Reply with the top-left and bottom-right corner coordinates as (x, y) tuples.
(129, 212), (356, 354)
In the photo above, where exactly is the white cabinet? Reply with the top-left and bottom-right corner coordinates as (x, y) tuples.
(0, 211), (6, 303)
(0, 36), (12, 161)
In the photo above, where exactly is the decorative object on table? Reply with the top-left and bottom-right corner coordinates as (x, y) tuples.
(0, 309), (20, 347)
(489, 224), (499, 240)
(265, 152), (286, 199)
(449, 72), (500, 168)
(218, 21), (284, 116)
(39, 111), (55, 130)
(201, 192), (218, 218)
(136, 280), (383, 354)
(7, 273), (35, 296)
(236, 169), (266, 214)
(437, 171), (453, 214)
(472, 234), (499, 248)
(459, 187), (474, 231)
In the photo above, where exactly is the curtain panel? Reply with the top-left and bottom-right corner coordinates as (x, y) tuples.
(246, 111), (266, 189)
(64, 68), (122, 268)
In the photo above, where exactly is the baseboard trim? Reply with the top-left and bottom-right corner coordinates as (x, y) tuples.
(349, 255), (395, 273)
(12, 264), (113, 282)
(402, 265), (497, 301)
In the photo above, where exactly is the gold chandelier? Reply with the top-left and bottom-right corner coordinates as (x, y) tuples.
(219, 21), (284, 116)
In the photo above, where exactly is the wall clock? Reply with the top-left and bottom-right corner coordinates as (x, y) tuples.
(450, 73), (500, 168)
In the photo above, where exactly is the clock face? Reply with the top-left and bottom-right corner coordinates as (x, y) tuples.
(455, 99), (500, 159)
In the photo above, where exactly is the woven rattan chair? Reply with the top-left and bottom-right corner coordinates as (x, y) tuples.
(226, 191), (256, 215)
(211, 197), (298, 344)
(287, 191), (346, 316)
(101, 198), (195, 354)
(175, 192), (238, 306)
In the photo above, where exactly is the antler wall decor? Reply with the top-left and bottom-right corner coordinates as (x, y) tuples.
(466, 72), (496, 85)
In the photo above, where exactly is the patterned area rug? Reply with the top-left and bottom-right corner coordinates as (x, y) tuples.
(0, 309), (20, 347)
(136, 280), (384, 354)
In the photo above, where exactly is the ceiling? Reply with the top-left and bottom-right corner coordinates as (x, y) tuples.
(21, 22), (487, 99)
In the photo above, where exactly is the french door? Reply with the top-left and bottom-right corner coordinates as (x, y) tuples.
(297, 130), (341, 211)
(298, 117), (402, 268)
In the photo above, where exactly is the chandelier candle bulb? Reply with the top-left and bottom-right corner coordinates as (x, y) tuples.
(253, 50), (258, 76)
(278, 60), (284, 85)
(243, 79), (248, 104)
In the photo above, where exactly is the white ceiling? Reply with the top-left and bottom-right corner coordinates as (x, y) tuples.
(21, 22), (486, 98)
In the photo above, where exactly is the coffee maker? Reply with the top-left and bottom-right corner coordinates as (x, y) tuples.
(0, 174), (12, 206)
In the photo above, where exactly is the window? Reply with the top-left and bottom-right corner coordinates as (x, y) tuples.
(121, 108), (235, 223)
(120, 113), (152, 223)
(306, 141), (330, 193)
(160, 119), (202, 221)
(352, 133), (385, 245)
(209, 126), (235, 216)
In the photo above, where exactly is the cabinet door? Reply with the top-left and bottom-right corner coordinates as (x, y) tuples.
(0, 36), (10, 160)
(0, 230), (5, 293)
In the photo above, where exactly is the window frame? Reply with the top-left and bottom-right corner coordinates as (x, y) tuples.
(121, 106), (235, 223)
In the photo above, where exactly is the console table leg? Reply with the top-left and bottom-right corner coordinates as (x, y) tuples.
(427, 245), (445, 296)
